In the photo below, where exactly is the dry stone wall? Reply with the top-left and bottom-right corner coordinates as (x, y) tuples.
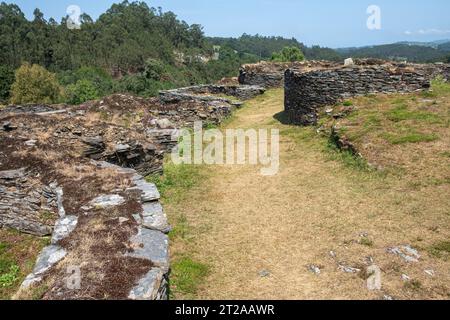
(159, 84), (266, 102)
(239, 60), (340, 88)
(284, 63), (449, 125)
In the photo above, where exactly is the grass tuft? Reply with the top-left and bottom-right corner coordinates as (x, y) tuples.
(384, 132), (439, 145)
(170, 257), (209, 298)
(386, 105), (441, 124)
(147, 161), (205, 205)
(429, 241), (450, 259)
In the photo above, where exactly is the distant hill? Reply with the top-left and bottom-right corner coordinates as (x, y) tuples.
(438, 41), (450, 52)
(396, 39), (450, 49)
(337, 43), (450, 63)
(207, 34), (342, 61)
(212, 35), (450, 64)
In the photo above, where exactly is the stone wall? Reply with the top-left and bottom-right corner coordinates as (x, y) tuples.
(284, 63), (449, 125)
(159, 84), (265, 103)
(239, 60), (340, 88)
(0, 168), (60, 236)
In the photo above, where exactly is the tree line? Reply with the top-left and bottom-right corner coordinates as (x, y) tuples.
(0, 1), (261, 104)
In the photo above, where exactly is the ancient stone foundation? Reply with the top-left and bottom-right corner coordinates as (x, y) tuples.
(284, 63), (449, 125)
(159, 84), (266, 103)
(239, 60), (340, 88)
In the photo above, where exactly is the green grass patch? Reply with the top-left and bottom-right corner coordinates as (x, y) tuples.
(325, 141), (372, 171)
(342, 100), (353, 107)
(170, 257), (209, 298)
(1, 229), (51, 299)
(168, 214), (190, 241)
(386, 105), (441, 124)
(429, 241), (450, 259)
(0, 265), (20, 288)
(431, 77), (450, 96)
(384, 132), (438, 145)
(147, 161), (205, 205)
(359, 237), (374, 247)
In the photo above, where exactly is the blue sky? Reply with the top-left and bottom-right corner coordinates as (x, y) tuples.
(5, 0), (450, 48)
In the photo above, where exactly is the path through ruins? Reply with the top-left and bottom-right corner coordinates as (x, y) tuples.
(165, 88), (450, 300)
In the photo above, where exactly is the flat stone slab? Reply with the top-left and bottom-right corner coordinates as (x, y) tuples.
(0, 168), (26, 180)
(88, 194), (125, 209)
(128, 268), (167, 300)
(127, 228), (169, 271)
(142, 202), (171, 233)
(133, 180), (160, 202)
(51, 216), (78, 244)
(21, 245), (67, 289)
(387, 245), (420, 263)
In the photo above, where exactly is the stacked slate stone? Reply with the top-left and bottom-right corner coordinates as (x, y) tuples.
(159, 84), (265, 103)
(284, 65), (432, 126)
(0, 168), (58, 236)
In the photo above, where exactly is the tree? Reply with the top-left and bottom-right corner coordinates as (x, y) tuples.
(0, 66), (15, 103)
(271, 46), (305, 62)
(58, 66), (113, 97)
(10, 63), (62, 104)
(66, 79), (99, 104)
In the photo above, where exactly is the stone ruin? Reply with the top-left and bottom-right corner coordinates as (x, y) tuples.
(159, 84), (266, 103)
(0, 83), (265, 300)
(284, 61), (450, 125)
(239, 60), (341, 88)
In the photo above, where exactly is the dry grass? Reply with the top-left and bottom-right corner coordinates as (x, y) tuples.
(0, 229), (49, 300)
(162, 88), (450, 300)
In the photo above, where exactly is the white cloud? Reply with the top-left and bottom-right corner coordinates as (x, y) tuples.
(404, 28), (450, 36)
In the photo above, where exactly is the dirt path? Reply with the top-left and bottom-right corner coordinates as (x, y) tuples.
(165, 89), (450, 300)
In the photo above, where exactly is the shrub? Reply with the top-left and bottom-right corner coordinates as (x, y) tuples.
(114, 73), (175, 97)
(10, 63), (62, 104)
(58, 67), (113, 97)
(143, 58), (165, 81)
(65, 79), (99, 104)
(0, 66), (14, 103)
(271, 46), (305, 62)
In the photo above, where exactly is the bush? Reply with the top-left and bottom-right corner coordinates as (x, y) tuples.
(271, 46), (305, 62)
(114, 73), (176, 97)
(10, 63), (62, 104)
(143, 58), (165, 81)
(0, 66), (14, 103)
(66, 79), (100, 104)
(58, 67), (113, 97)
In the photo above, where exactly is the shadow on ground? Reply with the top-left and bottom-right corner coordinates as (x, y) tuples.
(273, 111), (290, 125)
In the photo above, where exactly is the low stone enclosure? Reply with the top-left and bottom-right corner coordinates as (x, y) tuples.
(239, 60), (341, 88)
(284, 61), (450, 125)
(0, 84), (265, 299)
(159, 84), (266, 103)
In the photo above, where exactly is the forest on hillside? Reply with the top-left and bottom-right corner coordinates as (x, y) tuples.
(1, 0), (450, 105)
(208, 34), (341, 61)
(0, 1), (263, 104)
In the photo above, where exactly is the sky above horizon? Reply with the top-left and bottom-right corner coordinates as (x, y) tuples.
(5, 0), (450, 48)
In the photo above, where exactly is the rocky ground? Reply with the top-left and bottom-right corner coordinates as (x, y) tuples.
(0, 85), (264, 299)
